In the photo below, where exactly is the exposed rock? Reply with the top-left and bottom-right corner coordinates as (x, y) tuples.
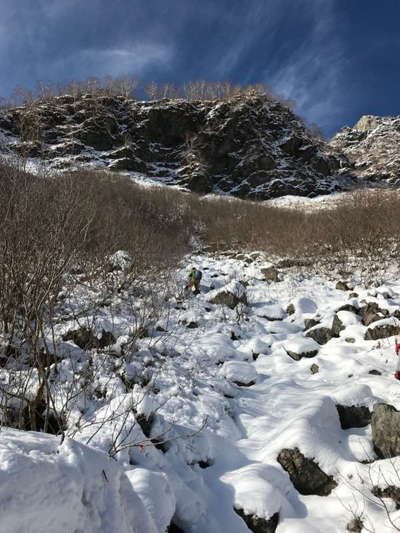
(285, 338), (319, 361)
(0, 92), (348, 200)
(364, 318), (400, 340)
(346, 518), (363, 533)
(234, 508), (279, 533)
(336, 281), (352, 291)
(277, 447), (337, 496)
(261, 266), (279, 282)
(336, 304), (358, 314)
(331, 314), (345, 337)
(330, 114), (400, 184)
(208, 281), (247, 309)
(372, 485), (400, 509)
(368, 369), (382, 375)
(310, 363), (320, 374)
(186, 321), (199, 329)
(286, 303), (295, 315)
(359, 302), (389, 326)
(167, 521), (186, 533)
(304, 318), (320, 331)
(62, 327), (116, 350)
(371, 403), (400, 458)
(305, 327), (333, 345)
(336, 404), (372, 429)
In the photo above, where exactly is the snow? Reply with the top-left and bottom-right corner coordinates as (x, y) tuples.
(2, 253), (400, 531)
(284, 336), (320, 356)
(0, 429), (152, 533)
(219, 360), (258, 385)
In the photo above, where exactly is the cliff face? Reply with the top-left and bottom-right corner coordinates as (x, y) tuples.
(0, 93), (348, 199)
(330, 114), (400, 184)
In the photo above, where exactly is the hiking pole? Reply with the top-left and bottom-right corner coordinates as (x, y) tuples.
(395, 338), (400, 380)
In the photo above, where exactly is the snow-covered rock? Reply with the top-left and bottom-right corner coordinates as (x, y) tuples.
(0, 429), (153, 533)
(285, 337), (319, 360)
(220, 360), (257, 386)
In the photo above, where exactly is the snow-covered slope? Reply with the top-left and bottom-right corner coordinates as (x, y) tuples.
(0, 93), (349, 199)
(2, 254), (400, 532)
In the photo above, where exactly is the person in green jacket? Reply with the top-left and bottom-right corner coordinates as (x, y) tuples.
(186, 267), (202, 294)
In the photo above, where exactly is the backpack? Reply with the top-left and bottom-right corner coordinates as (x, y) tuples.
(194, 269), (202, 281)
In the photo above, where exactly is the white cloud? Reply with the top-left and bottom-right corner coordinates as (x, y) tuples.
(265, 0), (346, 132)
(47, 42), (174, 81)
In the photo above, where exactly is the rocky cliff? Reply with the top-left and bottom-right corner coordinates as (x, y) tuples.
(0, 93), (349, 199)
(330, 114), (400, 184)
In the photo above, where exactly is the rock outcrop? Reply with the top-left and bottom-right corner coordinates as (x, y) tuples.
(0, 93), (348, 200)
(330, 115), (400, 184)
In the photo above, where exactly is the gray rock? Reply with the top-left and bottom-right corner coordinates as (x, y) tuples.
(336, 304), (358, 314)
(365, 322), (400, 340)
(208, 290), (247, 309)
(310, 363), (320, 374)
(286, 303), (295, 315)
(234, 508), (279, 533)
(360, 302), (389, 326)
(286, 348), (318, 361)
(277, 447), (337, 496)
(371, 485), (400, 509)
(336, 281), (352, 291)
(305, 327), (333, 345)
(331, 314), (345, 337)
(372, 403), (400, 458)
(336, 404), (372, 429)
(304, 318), (320, 331)
(261, 266), (279, 282)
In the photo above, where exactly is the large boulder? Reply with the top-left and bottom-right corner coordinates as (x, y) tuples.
(371, 403), (400, 458)
(359, 302), (389, 326)
(364, 318), (400, 340)
(234, 508), (279, 533)
(331, 310), (360, 337)
(261, 266), (279, 282)
(305, 326), (333, 345)
(277, 448), (337, 496)
(285, 338), (319, 361)
(336, 405), (372, 430)
(207, 280), (247, 309)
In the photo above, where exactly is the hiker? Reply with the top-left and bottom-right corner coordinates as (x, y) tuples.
(186, 267), (202, 295)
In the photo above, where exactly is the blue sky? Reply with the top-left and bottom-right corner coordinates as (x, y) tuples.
(1, 0), (399, 136)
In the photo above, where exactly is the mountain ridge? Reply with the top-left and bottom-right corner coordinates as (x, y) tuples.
(0, 92), (350, 200)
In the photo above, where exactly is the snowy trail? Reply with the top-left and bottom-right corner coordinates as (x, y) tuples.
(3, 253), (400, 532)
(167, 255), (400, 532)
